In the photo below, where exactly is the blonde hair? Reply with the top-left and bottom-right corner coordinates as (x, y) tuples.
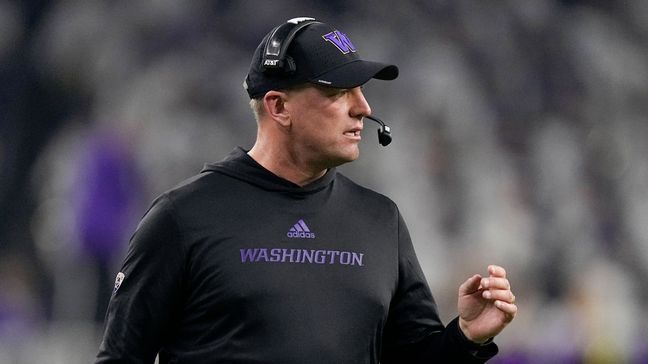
(249, 84), (312, 122)
(249, 98), (265, 122)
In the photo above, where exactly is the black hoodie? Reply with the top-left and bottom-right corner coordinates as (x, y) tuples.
(96, 148), (497, 363)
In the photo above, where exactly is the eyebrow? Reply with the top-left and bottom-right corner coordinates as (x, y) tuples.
(315, 85), (354, 96)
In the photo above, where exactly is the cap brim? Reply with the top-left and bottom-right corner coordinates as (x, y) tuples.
(309, 60), (398, 89)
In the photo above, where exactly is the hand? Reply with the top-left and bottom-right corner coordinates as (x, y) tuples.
(458, 265), (517, 344)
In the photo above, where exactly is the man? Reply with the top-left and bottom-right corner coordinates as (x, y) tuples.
(96, 18), (517, 363)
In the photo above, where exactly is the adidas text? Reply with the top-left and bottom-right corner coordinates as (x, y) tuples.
(287, 231), (315, 239)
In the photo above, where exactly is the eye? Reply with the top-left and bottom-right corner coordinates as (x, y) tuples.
(317, 85), (350, 99)
(325, 88), (347, 98)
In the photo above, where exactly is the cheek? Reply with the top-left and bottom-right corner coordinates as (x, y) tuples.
(293, 111), (334, 141)
(297, 120), (329, 145)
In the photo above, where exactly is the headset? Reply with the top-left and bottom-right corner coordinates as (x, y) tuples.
(261, 17), (393, 147)
(365, 116), (392, 147)
(261, 17), (319, 75)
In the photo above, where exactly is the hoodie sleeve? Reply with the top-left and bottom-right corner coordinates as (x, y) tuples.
(95, 195), (186, 364)
(380, 211), (498, 363)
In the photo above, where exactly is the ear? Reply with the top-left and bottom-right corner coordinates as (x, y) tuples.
(262, 91), (291, 127)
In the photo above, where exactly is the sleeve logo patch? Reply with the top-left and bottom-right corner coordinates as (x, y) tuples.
(113, 272), (125, 294)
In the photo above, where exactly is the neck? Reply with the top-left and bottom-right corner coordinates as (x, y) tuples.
(248, 142), (327, 187)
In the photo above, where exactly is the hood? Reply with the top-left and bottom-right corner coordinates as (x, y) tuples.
(201, 147), (336, 196)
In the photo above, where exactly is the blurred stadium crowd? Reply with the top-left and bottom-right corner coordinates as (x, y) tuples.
(2, 0), (648, 363)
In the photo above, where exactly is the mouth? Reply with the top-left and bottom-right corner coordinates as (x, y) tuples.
(343, 127), (363, 140)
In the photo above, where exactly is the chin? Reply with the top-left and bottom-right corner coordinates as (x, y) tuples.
(318, 143), (361, 168)
(331, 149), (360, 167)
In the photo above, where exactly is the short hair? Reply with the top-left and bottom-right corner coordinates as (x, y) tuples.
(248, 84), (312, 123)
(249, 97), (265, 122)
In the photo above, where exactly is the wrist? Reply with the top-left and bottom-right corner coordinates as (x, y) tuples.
(458, 318), (491, 344)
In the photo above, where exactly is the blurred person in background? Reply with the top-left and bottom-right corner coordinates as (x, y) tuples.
(95, 17), (516, 363)
(74, 127), (143, 322)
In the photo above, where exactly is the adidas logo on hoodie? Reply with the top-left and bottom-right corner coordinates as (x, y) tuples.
(287, 219), (315, 239)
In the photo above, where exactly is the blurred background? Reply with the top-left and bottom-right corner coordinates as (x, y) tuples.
(2, 0), (648, 363)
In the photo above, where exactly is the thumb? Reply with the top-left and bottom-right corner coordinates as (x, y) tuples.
(459, 274), (482, 296)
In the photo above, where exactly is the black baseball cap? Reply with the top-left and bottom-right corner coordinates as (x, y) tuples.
(244, 18), (399, 99)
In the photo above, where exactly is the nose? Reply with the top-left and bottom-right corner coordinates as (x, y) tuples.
(349, 87), (372, 119)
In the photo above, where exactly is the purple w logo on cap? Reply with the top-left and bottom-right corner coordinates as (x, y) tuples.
(322, 30), (356, 54)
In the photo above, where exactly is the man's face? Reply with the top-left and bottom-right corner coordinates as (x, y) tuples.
(284, 84), (372, 169)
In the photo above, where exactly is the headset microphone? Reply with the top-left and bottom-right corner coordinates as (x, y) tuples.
(364, 115), (392, 146)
